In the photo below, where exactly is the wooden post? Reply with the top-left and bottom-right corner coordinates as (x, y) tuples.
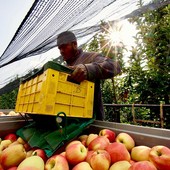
(160, 103), (164, 128)
(132, 103), (136, 124)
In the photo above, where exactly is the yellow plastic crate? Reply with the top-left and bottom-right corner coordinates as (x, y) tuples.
(15, 62), (94, 118)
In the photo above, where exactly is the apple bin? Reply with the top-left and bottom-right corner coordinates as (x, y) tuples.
(1, 115), (170, 169)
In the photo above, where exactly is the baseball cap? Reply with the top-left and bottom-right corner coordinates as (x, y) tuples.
(57, 31), (77, 46)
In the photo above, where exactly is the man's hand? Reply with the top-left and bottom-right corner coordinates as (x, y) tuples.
(69, 64), (87, 82)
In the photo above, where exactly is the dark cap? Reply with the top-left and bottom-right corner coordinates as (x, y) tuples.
(57, 31), (77, 46)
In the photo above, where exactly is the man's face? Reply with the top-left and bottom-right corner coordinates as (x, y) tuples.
(58, 42), (77, 62)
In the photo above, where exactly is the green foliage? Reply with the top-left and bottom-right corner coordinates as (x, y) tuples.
(0, 89), (18, 109)
(125, 4), (170, 128)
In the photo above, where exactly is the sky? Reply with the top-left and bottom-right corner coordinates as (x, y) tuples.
(0, 0), (35, 56)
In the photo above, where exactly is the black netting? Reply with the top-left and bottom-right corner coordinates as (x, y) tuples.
(1, 0), (169, 68)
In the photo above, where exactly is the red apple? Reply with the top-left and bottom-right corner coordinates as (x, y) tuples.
(86, 134), (98, 146)
(65, 140), (82, 150)
(88, 136), (110, 151)
(7, 166), (18, 170)
(65, 142), (87, 165)
(149, 145), (170, 170)
(0, 164), (3, 170)
(0, 144), (26, 169)
(115, 132), (135, 151)
(23, 142), (31, 152)
(4, 133), (17, 143)
(45, 154), (69, 170)
(72, 161), (92, 170)
(131, 145), (151, 161)
(105, 142), (131, 164)
(85, 150), (95, 164)
(99, 129), (116, 143)
(32, 148), (47, 162)
(109, 160), (131, 170)
(17, 155), (44, 170)
(89, 149), (111, 170)
(130, 159), (136, 165)
(128, 161), (157, 170)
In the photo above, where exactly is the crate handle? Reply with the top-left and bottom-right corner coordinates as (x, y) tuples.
(67, 75), (80, 85)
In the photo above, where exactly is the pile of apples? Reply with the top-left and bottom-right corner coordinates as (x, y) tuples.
(0, 111), (20, 116)
(0, 128), (170, 170)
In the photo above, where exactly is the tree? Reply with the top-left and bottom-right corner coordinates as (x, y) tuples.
(124, 3), (170, 128)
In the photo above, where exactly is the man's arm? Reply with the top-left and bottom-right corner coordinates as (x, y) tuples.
(85, 56), (121, 81)
(69, 53), (121, 82)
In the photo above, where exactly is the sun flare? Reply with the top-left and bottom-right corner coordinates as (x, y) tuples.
(100, 19), (137, 59)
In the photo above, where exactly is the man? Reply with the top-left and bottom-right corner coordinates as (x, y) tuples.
(57, 31), (121, 120)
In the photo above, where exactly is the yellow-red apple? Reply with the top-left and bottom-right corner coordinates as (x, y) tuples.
(88, 136), (110, 151)
(78, 134), (88, 144)
(65, 142), (87, 165)
(17, 155), (44, 170)
(109, 160), (131, 170)
(128, 161), (157, 170)
(89, 149), (111, 170)
(0, 144), (26, 169)
(131, 145), (151, 161)
(72, 161), (92, 170)
(65, 140), (81, 150)
(45, 154), (69, 170)
(115, 132), (135, 151)
(149, 145), (170, 170)
(86, 133), (98, 146)
(17, 137), (26, 145)
(105, 142), (131, 164)
(0, 140), (12, 150)
(0, 112), (5, 116)
(26, 149), (34, 158)
(78, 134), (88, 141)
(8, 140), (20, 147)
(60, 151), (66, 157)
(32, 148), (47, 162)
(99, 129), (116, 143)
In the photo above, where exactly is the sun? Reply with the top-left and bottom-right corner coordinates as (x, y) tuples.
(100, 21), (124, 57)
(109, 30), (122, 46)
(100, 19), (137, 59)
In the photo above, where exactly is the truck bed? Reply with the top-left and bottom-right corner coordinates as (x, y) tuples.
(0, 116), (170, 148)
